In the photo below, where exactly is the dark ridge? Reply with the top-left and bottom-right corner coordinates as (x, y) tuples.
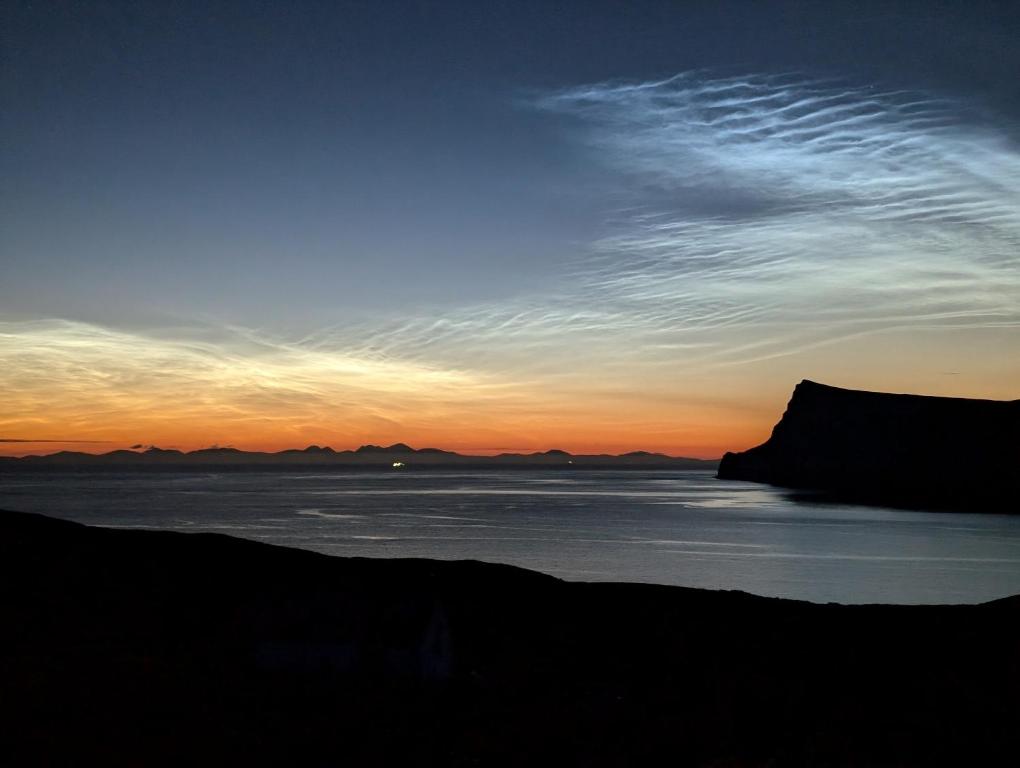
(355, 442), (415, 453)
(100, 449), (142, 459)
(301, 444), (335, 454)
(1, 445), (716, 471)
(45, 450), (91, 459)
(276, 445), (336, 455)
(718, 380), (1019, 512)
(2, 508), (1018, 766)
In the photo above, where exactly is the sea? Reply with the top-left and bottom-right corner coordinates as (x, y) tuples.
(3, 469), (1019, 605)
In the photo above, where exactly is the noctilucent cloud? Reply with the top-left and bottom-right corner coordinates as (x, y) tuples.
(2, 1), (1018, 456)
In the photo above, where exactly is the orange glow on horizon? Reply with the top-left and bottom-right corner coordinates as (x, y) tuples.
(2, 320), (1015, 461)
(0, 411), (771, 460)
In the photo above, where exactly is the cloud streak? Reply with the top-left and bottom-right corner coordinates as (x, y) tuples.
(0, 438), (112, 443)
(0, 318), (530, 450)
(329, 72), (1020, 373)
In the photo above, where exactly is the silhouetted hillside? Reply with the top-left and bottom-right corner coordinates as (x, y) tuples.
(718, 380), (1019, 511)
(2, 509), (1018, 766)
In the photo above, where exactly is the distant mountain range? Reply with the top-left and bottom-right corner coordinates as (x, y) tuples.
(0, 443), (716, 470)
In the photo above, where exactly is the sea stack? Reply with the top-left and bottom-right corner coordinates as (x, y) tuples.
(718, 380), (1019, 511)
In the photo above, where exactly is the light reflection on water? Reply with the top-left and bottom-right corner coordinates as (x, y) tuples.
(2, 469), (1019, 604)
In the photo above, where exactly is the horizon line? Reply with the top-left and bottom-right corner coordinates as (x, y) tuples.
(0, 441), (724, 461)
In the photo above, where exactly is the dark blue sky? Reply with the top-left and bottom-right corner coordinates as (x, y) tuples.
(4, 1), (1019, 326)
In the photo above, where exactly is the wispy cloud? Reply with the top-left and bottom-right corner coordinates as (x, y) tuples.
(536, 72), (1020, 363)
(324, 72), (1020, 373)
(0, 319), (526, 449)
(3, 73), (1017, 452)
(0, 438), (112, 443)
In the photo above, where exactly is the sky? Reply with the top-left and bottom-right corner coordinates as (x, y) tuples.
(2, 0), (1019, 457)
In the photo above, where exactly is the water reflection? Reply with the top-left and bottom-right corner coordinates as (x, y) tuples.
(2, 470), (1019, 604)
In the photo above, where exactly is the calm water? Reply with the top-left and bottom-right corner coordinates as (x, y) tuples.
(3, 469), (1019, 604)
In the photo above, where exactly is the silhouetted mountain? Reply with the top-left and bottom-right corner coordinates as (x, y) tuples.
(100, 449), (142, 460)
(356, 442), (415, 453)
(143, 447), (183, 456)
(718, 380), (1019, 512)
(2, 508), (1017, 766)
(0, 443), (715, 471)
(276, 445), (336, 455)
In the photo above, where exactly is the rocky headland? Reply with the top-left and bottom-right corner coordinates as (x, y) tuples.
(718, 380), (1018, 511)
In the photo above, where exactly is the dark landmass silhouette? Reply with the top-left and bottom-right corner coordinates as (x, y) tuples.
(2, 509), (1017, 766)
(718, 380), (1019, 512)
(0, 442), (714, 471)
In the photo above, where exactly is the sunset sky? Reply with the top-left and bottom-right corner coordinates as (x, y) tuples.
(2, 1), (1018, 458)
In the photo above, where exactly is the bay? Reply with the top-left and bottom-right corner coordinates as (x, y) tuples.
(3, 469), (1019, 604)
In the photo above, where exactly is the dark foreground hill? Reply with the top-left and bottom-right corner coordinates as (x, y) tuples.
(718, 380), (1019, 511)
(2, 509), (1018, 766)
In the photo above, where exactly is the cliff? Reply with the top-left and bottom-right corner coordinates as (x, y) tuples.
(2, 508), (1019, 766)
(718, 380), (1019, 511)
